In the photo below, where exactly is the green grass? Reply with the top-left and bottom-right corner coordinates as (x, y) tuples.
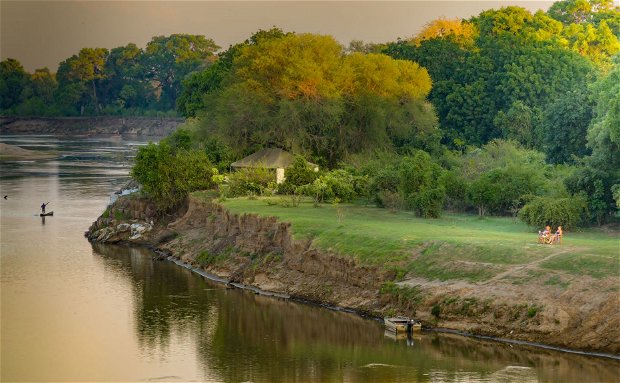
(540, 253), (619, 279)
(197, 194), (620, 281)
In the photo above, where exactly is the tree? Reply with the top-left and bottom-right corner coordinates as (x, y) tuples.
(56, 48), (109, 115)
(493, 100), (541, 149)
(548, 0), (620, 66)
(469, 166), (541, 216)
(29, 68), (57, 104)
(569, 56), (620, 223)
(132, 142), (215, 212)
(0, 58), (29, 111)
(178, 28), (290, 117)
(543, 89), (594, 163)
(144, 34), (219, 110)
(201, 32), (437, 166)
(12, 67), (59, 116)
(399, 151), (446, 217)
(103, 43), (153, 110)
(410, 18), (477, 47)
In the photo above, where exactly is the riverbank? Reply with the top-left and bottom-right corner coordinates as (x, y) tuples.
(86, 193), (620, 355)
(0, 116), (184, 137)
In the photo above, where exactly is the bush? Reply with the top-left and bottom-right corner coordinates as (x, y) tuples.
(298, 169), (361, 203)
(227, 167), (275, 197)
(469, 166), (542, 216)
(368, 166), (400, 206)
(441, 170), (468, 211)
(518, 195), (588, 230)
(399, 151), (446, 217)
(410, 185), (446, 218)
(278, 156), (319, 194)
(377, 190), (404, 211)
(132, 142), (216, 213)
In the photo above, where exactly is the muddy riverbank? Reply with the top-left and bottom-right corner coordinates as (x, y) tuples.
(86, 194), (620, 356)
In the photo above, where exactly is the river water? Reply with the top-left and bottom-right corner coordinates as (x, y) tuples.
(1, 135), (618, 382)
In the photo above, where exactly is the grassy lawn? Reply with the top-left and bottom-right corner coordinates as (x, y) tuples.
(195, 193), (620, 282)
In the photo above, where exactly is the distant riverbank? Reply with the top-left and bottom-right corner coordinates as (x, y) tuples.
(0, 116), (184, 137)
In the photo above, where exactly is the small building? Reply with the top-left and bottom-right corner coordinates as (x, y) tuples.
(230, 148), (318, 184)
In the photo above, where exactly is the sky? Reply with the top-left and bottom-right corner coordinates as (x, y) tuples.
(1, 1), (556, 72)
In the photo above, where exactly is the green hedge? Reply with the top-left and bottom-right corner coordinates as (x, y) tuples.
(518, 195), (588, 230)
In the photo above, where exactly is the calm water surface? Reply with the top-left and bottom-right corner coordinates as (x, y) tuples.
(1, 135), (618, 382)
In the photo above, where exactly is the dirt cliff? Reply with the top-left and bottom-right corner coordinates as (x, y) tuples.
(86, 195), (620, 355)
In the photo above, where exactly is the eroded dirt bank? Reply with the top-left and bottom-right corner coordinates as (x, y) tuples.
(0, 116), (183, 137)
(86, 195), (620, 355)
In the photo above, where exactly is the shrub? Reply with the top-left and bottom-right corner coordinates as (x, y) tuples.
(298, 169), (359, 203)
(368, 166), (400, 206)
(399, 151), (446, 217)
(518, 195), (588, 230)
(132, 142), (216, 213)
(410, 185), (446, 218)
(469, 166), (542, 216)
(280, 156), (318, 192)
(226, 166), (275, 197)
(441, 170), (468, 211)
(377, 190), (405, 211)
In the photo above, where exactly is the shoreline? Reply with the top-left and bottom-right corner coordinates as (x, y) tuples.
(152, 245), (620, 361)
(86, 194), (620, 356)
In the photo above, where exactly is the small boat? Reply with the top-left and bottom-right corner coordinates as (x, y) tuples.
(40, 211), (54, 217)
(384, 316), (422, 333)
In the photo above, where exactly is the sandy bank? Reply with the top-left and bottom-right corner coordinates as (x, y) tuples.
(0, 143), (57, 160)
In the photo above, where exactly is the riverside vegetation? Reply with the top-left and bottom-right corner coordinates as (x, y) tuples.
(81, 0), (619, 354)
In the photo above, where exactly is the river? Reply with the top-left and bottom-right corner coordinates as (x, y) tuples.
(1, 135), (618, 382)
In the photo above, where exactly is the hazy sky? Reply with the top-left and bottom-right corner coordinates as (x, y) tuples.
(2, 1), (555, 72)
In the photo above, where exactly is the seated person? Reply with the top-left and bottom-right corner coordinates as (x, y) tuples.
(555, 226), (563, 243)
(539, 226), (552, 244)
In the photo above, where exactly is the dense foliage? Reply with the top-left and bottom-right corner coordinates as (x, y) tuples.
(3, 0), (618, 226)
(185, 31), (439, 167)
(1, 34), (218, 116)
(131, 140), (216, 213)
(519, 195), (588, 230)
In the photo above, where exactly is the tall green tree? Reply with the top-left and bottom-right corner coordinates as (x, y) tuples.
(56, 48), (109, 115)
(144, 34), (219, 110)
(0, 58), (29, 111)
(178, 28), (290, 118)
(543, 89), (594, 163)
(103, 43), (153, 110)
(568, 56), (620, 223)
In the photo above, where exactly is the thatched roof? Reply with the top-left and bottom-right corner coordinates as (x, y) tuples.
(231, 148), (316, 169)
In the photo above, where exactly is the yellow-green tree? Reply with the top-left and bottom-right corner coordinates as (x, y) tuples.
(202, 32), (437, 166)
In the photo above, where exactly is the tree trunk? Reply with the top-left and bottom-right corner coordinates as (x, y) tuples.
(91, 80), (100, 115)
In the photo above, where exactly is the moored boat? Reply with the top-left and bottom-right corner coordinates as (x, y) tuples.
(384, 316), (422, 333)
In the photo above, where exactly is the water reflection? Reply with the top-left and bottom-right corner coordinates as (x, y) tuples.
(92, 243), (620, 383)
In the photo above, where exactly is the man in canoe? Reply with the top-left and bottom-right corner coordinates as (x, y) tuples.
(41, 202), (50, 214)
